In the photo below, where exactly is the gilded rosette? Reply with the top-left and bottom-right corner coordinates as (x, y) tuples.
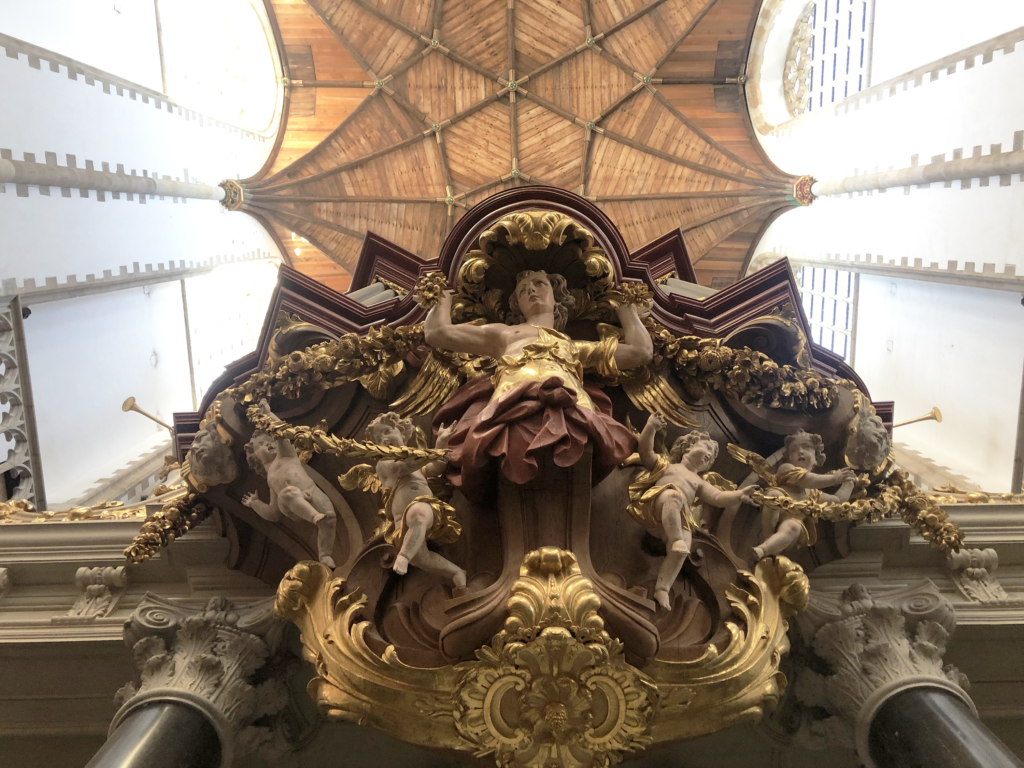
(412, 271), (449, 309)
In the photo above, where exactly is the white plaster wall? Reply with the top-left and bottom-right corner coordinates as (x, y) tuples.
(854, 276), (1024, 491)
(747, 6), (1024, 491)
(0, 189), (278, 288)
(23, 283), (194, 505)
(752, 180), (1024, 274)
(871, 0), (1024, 83)
(759, 34), (1024, 189)
(0, 0), (163, 89)
(183, 259), (281, 402)
(0, 4), (284, 502)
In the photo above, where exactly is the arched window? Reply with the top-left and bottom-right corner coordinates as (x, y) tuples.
(796, 266), (857, 362)
(785, 0), (875, 116)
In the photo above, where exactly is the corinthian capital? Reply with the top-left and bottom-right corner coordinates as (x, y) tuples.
(791, 582), (973, 761)
(114, 595), (288, 767)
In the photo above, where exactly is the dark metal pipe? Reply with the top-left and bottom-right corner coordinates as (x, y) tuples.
(870, 688), (1023, 768)
(85, 701), (221, 768)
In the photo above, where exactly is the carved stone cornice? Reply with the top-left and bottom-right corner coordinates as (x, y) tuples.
(791, 583), (973, 766)
(947, 548), (1024, 606)
(51, 566), (127, 625)
(114, 595), (288, 768)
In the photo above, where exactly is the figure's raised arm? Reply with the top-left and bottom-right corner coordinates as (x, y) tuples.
(242, 489), (281, 522)
(791, 467), (856, 490)
(697, 479), (755, 508)
(422, 421), (456, 477)
(423, 291), (507, 358)
(638, 413), (665, 470)
(613, 302), (654, 370)
(255, 399), (298, 458)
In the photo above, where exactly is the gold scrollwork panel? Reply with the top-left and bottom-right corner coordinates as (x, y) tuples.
(275, 553), (808, 768)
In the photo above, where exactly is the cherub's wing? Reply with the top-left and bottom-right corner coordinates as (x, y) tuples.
(337, 464), (382, 494)
(390, 350), (465, 417)
(726, 444), (776, 486)
(620, 362), (698, 428)
(701, 471), (737, 492)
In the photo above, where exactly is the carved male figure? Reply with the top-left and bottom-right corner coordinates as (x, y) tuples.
(752, 430), (856, 560)
(427, 270), (650, 502)
(186, 420), (238, 490)
(242, 400), (338, 568)
(631, 415), (754, 610)
(363, 412), (466, 587)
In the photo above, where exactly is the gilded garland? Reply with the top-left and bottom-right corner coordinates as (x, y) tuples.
(119, 206), (968, 768)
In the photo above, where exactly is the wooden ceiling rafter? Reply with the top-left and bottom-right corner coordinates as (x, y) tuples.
(252, 0), (804, 288)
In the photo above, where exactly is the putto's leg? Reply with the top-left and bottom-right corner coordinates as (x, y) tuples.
(278, 486), (324, 525)
(394, 503), (433, 575)
(410, 549), (467, 587)
(316, 513), (337, 568)
(309, 495), (337, 568)
(753, 518), (804, 559)
(654, 551), (686, 610)
(653, 491), (691, 610)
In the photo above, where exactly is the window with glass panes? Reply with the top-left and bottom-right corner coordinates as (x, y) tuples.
(796, 267), (857, 362)
(806, 0), (874, 112)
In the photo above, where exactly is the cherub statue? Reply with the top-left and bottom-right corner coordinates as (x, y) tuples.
(729, 430), (857, 561)
(346, 412), (466, 587)
(242, 400), (338, 568)
(629, 414), (755, 610)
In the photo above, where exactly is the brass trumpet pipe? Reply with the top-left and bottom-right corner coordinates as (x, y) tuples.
(893, 407), (942, 429)
(121, 396), (174, 431)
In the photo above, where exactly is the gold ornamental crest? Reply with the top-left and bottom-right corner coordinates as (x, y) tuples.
(452, 211), (616, 324)
(452, 549), (658, 768)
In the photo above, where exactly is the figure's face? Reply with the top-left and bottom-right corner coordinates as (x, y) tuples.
(787, 439), (816, 470)
(191, 428), (216, 463)
(377, 425), (405, 448)
(253, 436), (278, 465)
(686, 440), (716, 472)
(514, 271), (555, 319)
(188, 424), (237, 486)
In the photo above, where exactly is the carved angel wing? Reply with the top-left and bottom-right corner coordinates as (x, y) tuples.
(701, 472), (737, 492)
(726, 444), (777, 487)
(338, 464), (382, 494)
(390, 350), (463, 416)
(619, 363), (698, 428)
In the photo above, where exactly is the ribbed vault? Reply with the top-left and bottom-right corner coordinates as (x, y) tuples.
(247, 0), (801, 288)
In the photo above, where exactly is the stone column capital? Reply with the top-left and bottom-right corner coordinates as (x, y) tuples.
(114, 594), (288, 768)
(792, 582), (973, 767)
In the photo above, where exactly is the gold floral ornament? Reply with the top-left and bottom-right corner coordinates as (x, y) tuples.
(649, 322), (839, 411)
(614, 280), (653, 308)
(746, 470), (963, 554)
(4, 486), (186, 527)
(227, 322), (425, 405)
(124, 491), (214, 564)
(412, 271), (450, 309)
(245, 404), (445, 465)
(453, 548), (659, 768)
(929, 484), (1024, 505)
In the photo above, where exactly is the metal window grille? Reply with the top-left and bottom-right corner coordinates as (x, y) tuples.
(807, 0), (874, 112)
(796, 266), (859, 364)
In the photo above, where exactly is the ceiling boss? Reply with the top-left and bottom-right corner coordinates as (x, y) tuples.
(126, 200), (965, 768)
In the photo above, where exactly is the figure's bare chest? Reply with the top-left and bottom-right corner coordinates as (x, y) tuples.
(267, 460), (308, 487)
(662, 467), (700, 500)
(500, 325), (541, 357)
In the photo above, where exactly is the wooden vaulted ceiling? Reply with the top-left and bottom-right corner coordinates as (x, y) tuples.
(249, 0), (797, 293)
